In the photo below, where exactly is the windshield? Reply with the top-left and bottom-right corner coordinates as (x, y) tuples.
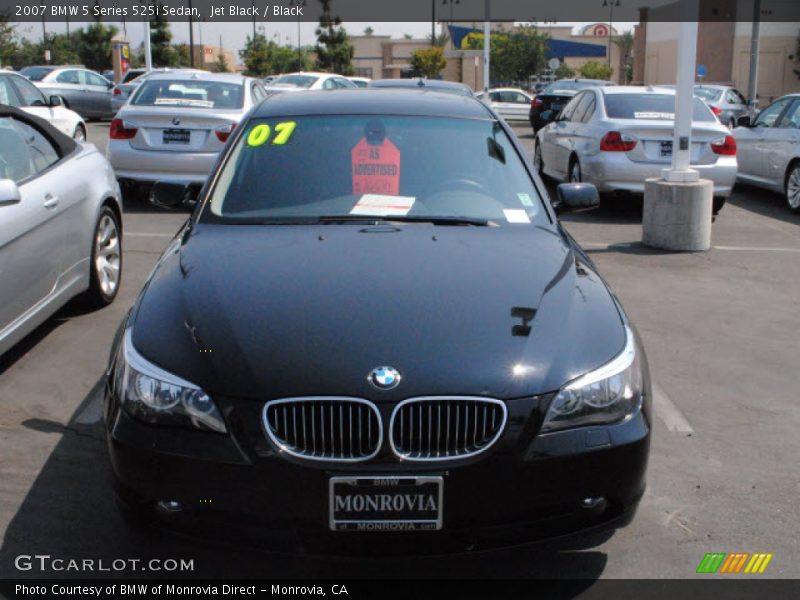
(274, 74), (318, 88)
(131, 79), (243, 109)
(693, 87), (722, 102)
(20, 67), (53, 81)
(543, 81), (600, 94)
(122, 70), (145, 84)
(604, 94), (716, 121)
(202, 115), (547, 227)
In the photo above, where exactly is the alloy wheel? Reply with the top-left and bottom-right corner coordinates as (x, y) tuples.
(94, 214), (121, 296)
(787, 166), (800, 211)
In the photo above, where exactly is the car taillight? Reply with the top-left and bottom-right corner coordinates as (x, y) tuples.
(711, 134), (736, 155)
(600, 131), (637, 152)
(112, 87), (121, 96)
(531, 98), (544, 109)
(709, 105), (722, 116)
(109, 118), (137, 140)
(215, 123), (235, 142)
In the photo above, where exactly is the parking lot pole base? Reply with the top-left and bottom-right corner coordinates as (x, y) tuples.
(642, 177), (713, 252)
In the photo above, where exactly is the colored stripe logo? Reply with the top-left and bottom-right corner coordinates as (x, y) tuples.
(697, 553), (773, 574)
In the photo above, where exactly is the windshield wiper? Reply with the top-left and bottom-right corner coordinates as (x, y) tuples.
(316, 215), (493, 227)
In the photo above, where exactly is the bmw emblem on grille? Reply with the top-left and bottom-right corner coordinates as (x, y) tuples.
(172, 117), (181, 126)
(369, 366), (401, 390)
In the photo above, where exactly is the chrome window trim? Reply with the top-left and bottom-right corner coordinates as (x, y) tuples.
(388, 396), (508, 462)
(262, 396), (383, 463)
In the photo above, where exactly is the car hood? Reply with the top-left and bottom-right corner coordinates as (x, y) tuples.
(131, 224), (625, 401)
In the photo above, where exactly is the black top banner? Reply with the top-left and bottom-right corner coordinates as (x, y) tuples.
(2, 0), (800, 23)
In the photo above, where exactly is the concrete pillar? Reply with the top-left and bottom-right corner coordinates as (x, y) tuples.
(642, 178), (713, 251)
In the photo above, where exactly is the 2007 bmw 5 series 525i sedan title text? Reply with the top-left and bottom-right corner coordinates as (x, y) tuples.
(104, 89), (651, 553)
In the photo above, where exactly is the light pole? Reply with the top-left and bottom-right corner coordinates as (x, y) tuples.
(188, 0), (195, 68)
(290, 0), (307, 51)
(602, 0), (620, 69)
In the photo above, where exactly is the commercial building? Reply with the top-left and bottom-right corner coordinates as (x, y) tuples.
(633, 0), (800, 102)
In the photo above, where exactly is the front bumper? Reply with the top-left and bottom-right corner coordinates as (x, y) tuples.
(106, 388), (651, 553)
(582, 152), (737, 197)
(106, 140), (217, 185)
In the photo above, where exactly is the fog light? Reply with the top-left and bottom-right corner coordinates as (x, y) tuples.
(156, 500), (183, 514)
(581, 496), (607, 514)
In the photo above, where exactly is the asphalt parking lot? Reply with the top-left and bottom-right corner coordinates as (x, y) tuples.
(0, 121), (798, 580)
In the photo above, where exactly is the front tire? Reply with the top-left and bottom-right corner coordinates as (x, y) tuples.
(786, 162), (800, 213)
(83, 206), (122, 307)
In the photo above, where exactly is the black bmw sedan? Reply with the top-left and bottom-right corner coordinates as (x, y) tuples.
(105, 89), (651, 551)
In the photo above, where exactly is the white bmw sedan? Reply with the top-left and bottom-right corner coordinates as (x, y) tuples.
(535, 86), (738, 214)
(0, 105), (123, 356)
(107, 72), (267, 193)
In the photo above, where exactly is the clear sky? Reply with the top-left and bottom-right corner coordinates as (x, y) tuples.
(14, 20), (636, 65)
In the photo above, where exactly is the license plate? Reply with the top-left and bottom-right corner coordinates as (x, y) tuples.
(660, 140), (673, 157)
(163, 129), (190, 144)
(329, 476), (443, 532)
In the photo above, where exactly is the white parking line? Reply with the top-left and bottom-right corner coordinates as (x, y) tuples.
(652, 382), (694, 434)
(714, 245), (800, 253)
(125, 232), (174, 238)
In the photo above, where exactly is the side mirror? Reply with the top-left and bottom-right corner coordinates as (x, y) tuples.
(553, 183), (600, 215)
(150, 181), (190, 209)
(736, 115), (751, 127)
(49, 95), (63, 107)
(107, 80), (115, 89)
(0, 179), (22, 207)
(539, 110), (553, 122)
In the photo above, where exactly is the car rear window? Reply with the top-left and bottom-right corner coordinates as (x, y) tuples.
(694, 87), (722, 102)
(603, 93), (716, 121)
(543, 81), (601, 94)
(131, 79), (243, 109)
(273, 74), (318, 88)
(203, 115), (548, 227)
(20, 67), (53, 81)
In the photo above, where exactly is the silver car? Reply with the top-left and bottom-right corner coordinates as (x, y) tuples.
(733, 93), (800, 212)
(0, 106), (123, 356)
(535, 86), (738, 212)
(22, 66), (115, 120)
(107, 72), (267, 189)
(658, 84), (749, 129)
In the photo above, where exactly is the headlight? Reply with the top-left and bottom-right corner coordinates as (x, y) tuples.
(541, 325), (643, 433)
(112, 329), (227, 433)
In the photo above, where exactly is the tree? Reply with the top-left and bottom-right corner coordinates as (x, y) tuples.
(427, 32), (450, 48)
(0, 11), (17, 68)
(240, 34), (271, 76)
(578, 60), (613, 80)
(404, 33), (413, 39)
(173, 43), (191, 67)
(74, 22), (118, 71)
(409, 46), (447, 78)
(554, 61), (576, 79)
(363, 27), (374, 36)
(149, 4), (179, 67)
(468, 25), (548, 84)
(215, 50), (230, 73)
(613, 31), (634, 84)
(240, 34), (309, 76)
(314, 0), (353, 74)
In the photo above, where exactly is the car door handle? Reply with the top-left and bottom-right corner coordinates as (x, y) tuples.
(43, 194), (59, 209)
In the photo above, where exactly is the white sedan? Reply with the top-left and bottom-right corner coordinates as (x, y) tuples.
(477, 88), (532, 122)
(535, 86), (738, 215)
(0, 71), (86, 140)
(263, 72), (357, 94)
